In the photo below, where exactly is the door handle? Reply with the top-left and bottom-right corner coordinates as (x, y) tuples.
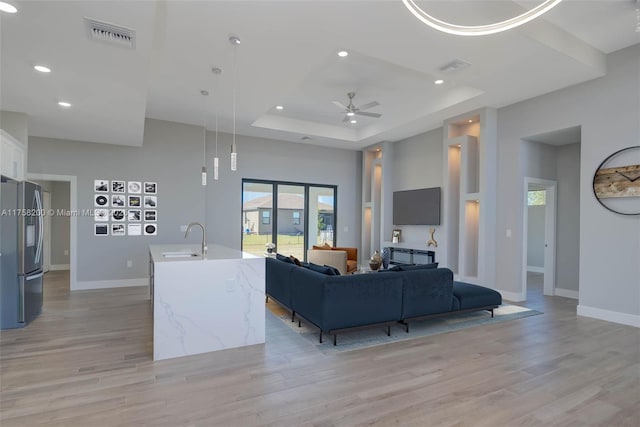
(26, 272), (44, 281)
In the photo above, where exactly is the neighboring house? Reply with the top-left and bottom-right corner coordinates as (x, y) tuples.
(243, 194), (333, 236)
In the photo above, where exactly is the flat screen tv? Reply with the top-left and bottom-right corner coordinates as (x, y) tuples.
(393, 187), (441, 225)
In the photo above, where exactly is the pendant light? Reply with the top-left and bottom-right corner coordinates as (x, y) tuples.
(229, 36), (240, 171)
(200, 90), (208, 186)
(212, 67), (222, 180)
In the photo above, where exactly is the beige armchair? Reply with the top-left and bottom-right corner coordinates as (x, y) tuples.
(307, 249), (348, 275)
(307, 245), (358, 275)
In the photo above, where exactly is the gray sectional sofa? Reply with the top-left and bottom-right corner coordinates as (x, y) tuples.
(266, 256), (502, 345)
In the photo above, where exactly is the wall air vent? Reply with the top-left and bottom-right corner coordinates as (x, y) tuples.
(438, 59), (471, 73)
(85, 17), (136, 49)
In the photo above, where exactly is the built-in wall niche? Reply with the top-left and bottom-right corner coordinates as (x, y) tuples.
(443, 108), (497, 286)
(447, 133), (481, 280)
(462, 200), (479, 277)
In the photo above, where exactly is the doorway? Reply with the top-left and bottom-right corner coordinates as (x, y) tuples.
(522, 178), (557, 298)
(27, 173), (77, 290)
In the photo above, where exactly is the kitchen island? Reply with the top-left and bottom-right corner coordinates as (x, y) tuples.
(149, 244), (265, 361)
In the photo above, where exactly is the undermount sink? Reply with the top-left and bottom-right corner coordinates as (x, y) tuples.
(162, 251), (200, 258)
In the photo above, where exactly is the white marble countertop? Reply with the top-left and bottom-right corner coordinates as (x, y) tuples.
(149, 243), (260, 263)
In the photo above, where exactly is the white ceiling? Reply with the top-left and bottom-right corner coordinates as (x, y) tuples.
(1, 1), (638, 150)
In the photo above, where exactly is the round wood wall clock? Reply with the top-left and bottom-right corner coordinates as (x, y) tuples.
(592, 146), (640, 215)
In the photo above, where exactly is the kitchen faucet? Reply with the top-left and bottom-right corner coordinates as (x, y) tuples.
(185, 222), (207, 256)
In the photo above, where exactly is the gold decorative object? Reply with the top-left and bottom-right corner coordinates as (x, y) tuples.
(427, 227), (438, 247)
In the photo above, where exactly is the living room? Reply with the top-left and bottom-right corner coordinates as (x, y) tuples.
(1, 1), (638, 425)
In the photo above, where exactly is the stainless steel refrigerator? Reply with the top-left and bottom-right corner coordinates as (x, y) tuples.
(1, 178), (44, 329)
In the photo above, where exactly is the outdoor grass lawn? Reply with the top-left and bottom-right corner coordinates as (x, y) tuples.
(242, 233), (312, 259)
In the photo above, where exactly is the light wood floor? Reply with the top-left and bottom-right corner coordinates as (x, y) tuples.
(1, 271), (638, 426)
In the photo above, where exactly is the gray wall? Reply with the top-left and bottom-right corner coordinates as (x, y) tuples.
(206, 132), (361, 252)
(390, 127), (443, 247)
(496, 44), (639, 316)
(527, 204), (545, 268)
(27, 118), (361, 284)
(556, 143), (580, 292)
(0, 111), (28, 146)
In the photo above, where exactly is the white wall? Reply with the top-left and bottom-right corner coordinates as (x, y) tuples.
(496, 45), (639, 325)
(28, 118), (362, 288)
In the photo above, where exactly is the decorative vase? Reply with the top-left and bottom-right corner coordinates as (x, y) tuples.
(381, 247), (390, 269)
(370, 250), (382, 270)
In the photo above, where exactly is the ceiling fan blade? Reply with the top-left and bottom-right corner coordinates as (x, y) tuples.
(332, 101), (348, 110)
(358, 101), (380, 111)
(342, 115), (350, 122)
(356, 111), (382, 118)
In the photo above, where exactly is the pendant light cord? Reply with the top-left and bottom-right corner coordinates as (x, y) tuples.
(232, 43), (237, 148)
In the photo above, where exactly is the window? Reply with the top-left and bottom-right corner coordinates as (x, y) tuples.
(292, 211), (300, 225)
(528, 190), (546, 206)
(261, 210), (270, 224)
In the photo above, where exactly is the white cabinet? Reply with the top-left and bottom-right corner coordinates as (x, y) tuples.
(1, 130), (25, 180)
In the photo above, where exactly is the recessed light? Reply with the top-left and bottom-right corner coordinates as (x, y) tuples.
(457, 144), (461, 148)
(337, 50), (349, 57)
(58, 101), (71, 107)
(0, 2), (17, 13)
(350, 119), (357, 124)
(434, 79), (444, 85)
(275, 105), (284, 110)
(376, 148), (381, 152)
(468, 119), (473, 123)
(34, 65), (51, 73)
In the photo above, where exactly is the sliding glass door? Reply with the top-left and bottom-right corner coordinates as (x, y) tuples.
(276, 184), (305, 260)
(241, 181), (274, 257)
(241, 179), (337, 259)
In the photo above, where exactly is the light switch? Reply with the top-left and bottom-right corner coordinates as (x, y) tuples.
(506, 229), (512, 238)
(344, 226), (349, 233)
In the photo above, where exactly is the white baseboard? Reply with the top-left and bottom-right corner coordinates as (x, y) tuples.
(73, 278), (149, 291)
(555, 288), (579, 299)
(50, 264), (70, 271)
(577, 305), (640, 328)
(527, 266), (544, 273)
(499, 290), (526, 302)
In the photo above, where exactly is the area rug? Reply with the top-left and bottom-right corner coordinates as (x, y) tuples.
(269, 304), (542, 355)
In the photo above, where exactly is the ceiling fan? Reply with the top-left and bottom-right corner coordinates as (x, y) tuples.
(332, 92), (382, 122)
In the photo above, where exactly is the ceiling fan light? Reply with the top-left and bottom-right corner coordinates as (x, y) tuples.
(347, 111), (355, 116)
(401, 0), (563, 36)
(350, 119), (357, 124)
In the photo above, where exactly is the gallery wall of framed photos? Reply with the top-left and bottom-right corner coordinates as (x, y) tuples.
(93, 179), (158, 237)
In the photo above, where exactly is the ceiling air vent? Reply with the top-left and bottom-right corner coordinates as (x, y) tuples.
(438, 59), (471, 73)
(85, 17), (136, 49)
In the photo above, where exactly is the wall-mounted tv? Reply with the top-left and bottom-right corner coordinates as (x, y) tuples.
(393, 187), (441, 225)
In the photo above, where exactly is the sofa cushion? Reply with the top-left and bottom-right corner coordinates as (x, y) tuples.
(399, 263), (439, 271)
(323, 265), (341, 276)
(400, 268), (454, 319)
(307, 262), (338, 275)
(276, 253), (295, 264)
(452, 281), (502, 310)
